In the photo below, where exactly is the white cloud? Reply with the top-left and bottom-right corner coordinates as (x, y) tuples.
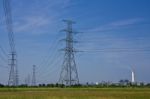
(14, 15), (52, 33)
(109, 18), (143, 27)
(48, 0), (71, 9)
(13, 0), (72, 34)
(87, 18), (143, 32)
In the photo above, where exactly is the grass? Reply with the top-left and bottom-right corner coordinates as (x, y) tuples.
(0, 88), (150, 99)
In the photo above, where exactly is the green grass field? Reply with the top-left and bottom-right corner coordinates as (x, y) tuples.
(0, 88), (150, 99)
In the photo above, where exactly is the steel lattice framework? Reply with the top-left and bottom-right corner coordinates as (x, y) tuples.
(59, 20), (79, 86)
(3, 0), (19, 86)
(32, 65), (36, 86)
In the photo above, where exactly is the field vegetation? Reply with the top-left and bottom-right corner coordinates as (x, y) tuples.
(0, 87), (150, 99)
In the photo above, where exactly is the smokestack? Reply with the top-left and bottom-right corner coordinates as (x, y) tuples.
(131, 70), (135, 83)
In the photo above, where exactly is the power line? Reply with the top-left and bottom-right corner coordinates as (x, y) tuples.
(36, 32), (62, 73)
(81, 48), (150, 53)
(0, 45), (8, 63)
(0, 45), (8, 57)
(0, 52), (7, 62)
(3, 0), (15, 52)
(80, 22), (150, 34)
(38, 53), (63, 78)
(36, 41), (61, 75)
(78, 38), (150, 43)
(0, 65), (9, 69)
(37, 51), (62, 79)
(37, 54), (63, 84)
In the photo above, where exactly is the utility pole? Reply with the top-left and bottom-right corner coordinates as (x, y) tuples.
(3, 0), (19, 86)
(59, 20), (79, 86)
(32, 65), (36, 86)
(25, 74), (31, 86)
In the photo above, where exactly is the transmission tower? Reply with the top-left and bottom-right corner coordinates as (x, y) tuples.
(25, 74), (31, 86)
(59, 20), (79, 86)
(3, 0), (19, 86)
(32, 65), (36, 86)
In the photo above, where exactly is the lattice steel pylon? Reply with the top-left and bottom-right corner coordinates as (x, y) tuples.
(59, 20), (79, 86)
(32, 65), (36, 86)
(8, 52), (18, 86)
(3, 0), (19, 86)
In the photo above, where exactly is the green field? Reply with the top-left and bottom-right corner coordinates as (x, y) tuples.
(0, 88), (150, 99)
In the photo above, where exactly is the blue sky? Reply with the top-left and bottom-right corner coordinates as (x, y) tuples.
(0, 0), (150, 84)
